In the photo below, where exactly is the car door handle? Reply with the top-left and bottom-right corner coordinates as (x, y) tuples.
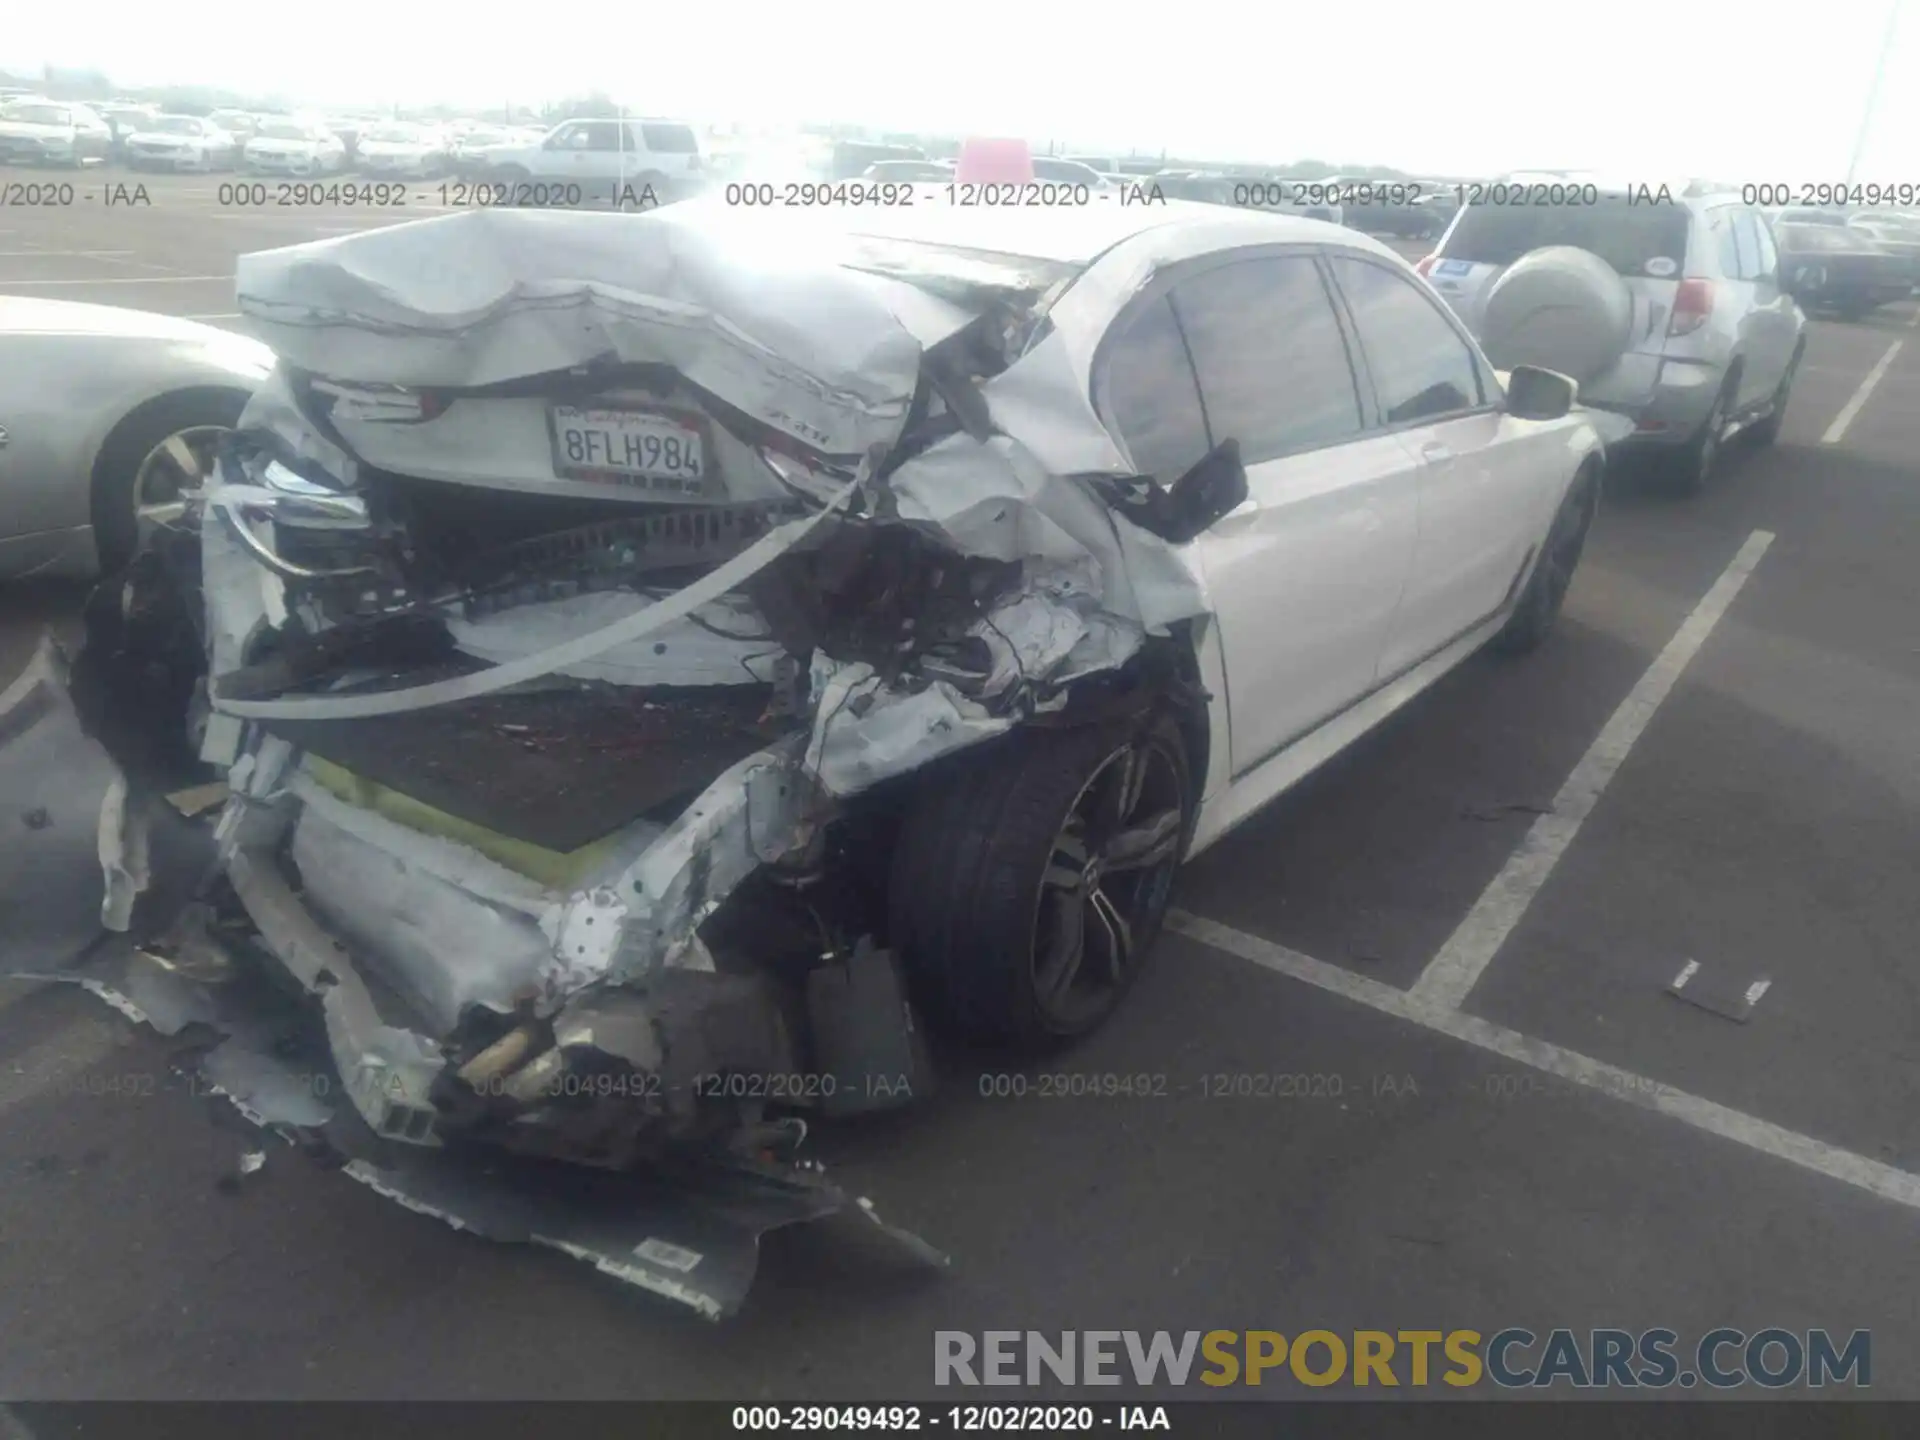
(1419, 441), (1453, 467)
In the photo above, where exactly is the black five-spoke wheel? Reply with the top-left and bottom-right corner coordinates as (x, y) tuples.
(891, 713), (1194, 1052)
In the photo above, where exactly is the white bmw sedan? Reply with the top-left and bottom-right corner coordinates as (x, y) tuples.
(8, 202), (1616, 1264)
(123, 114), (237, 172)
(241, 117), (346, 175)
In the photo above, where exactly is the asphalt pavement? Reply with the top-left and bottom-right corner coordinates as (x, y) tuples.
(2, 170), (1918, 1401)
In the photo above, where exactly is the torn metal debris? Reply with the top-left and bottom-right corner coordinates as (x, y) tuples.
(3, 200), (1267, 1317)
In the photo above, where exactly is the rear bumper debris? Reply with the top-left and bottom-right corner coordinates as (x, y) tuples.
(1, 630), (945, 1320)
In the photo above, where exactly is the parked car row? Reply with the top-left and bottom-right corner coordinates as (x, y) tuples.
(0, 99), (582, 182)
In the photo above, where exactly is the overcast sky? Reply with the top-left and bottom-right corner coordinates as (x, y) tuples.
(5, 0), (1915, 178)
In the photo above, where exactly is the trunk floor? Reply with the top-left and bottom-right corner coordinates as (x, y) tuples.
(266, 684), (789, 854)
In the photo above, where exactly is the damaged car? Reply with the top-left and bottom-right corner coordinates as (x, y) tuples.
(5, 197), (1623, 1317)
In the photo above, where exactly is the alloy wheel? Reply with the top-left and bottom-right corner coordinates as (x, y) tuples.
(130, 425), (229, 531)
(1029, 733), (1187, 1032)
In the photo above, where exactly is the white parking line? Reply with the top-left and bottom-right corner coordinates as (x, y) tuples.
(182, 312), (243, 320)
(1170, 912), (1920, 1214)
(0, 249), (134, 259)
(1822, 340), (1904, 444)
(1409, 530), (1774, 1010)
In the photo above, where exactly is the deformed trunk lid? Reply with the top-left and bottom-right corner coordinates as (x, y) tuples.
(235, 204), (979, 464)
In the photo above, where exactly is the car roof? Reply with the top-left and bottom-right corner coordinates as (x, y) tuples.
(827, 196), (1378, 267)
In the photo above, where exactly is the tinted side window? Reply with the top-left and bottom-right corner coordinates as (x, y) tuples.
(641, 122), (699, 153)
(1750, 214), (1779, 277)
(1101, 294), (1212, 483)
(1733, 211), (1770, 279)
(1731, 211), (1760, 279)
(1328, 256), (1483, 424)
(578, 121), (626, 151)
(1711, 209), (1742, 277)
(1169, 256), (1364, 463)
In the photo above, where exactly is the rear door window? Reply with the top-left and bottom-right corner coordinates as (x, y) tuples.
(576, 121), (626, 152)
(640, 122), (699, 153)
(1439, 196), (1691, 279)
(1737, 211), (1775, 278)
(1099, 294), (1213, 482)
(1169, 255), (1365, 463)
(1327, 256), (1486, 424)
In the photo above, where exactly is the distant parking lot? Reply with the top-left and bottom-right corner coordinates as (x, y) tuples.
(3, 167), (1919, 1400)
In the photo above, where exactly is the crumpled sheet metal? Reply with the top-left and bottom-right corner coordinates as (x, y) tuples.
(883, 431), (1210, 636)
(209, 472), (862, 722)
(235, 205), (977, 461)
(7, 937), (947, 1321)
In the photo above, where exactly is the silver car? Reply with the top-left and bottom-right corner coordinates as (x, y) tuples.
(1418, 184), (1806, 491)
(0, 99), (114, 168)
(0, 299), (272, 580)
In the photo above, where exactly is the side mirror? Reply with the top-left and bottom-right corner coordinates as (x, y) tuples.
(1505, 365), (1576, 421)
(1109, 439), (1249, 545)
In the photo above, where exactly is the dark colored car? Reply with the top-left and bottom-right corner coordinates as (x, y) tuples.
(1845, 215), (1920, 290)
(1151, 170), (1341, 224)
(1774, 222), (1911, 319)
(1313, 174), (1440, 238)
(830, 140), (925, 181)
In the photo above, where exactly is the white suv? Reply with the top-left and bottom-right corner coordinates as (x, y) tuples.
(1418, 184), (1806, 492)
(482, 117), (703, 207)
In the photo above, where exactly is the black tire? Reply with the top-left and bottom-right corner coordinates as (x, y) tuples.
(91, 389), (248, 571)
(1664, 375), (1736, 495)
(890, 712), (1194, 1053)
(1749, 343), (1803, 448)
(1491, 462), (1600, 656)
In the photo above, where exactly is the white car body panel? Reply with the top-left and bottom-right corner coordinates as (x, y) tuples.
(1194, 433), (1421, 778)
(482, 118), (703, 196)
(243, 130), (347, 175)
(125, 120), (235, 172)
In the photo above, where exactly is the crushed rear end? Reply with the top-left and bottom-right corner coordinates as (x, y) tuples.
(3, 203), (1224, 1316)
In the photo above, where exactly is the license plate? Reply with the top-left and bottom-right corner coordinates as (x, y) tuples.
(547, 405), (707, 494)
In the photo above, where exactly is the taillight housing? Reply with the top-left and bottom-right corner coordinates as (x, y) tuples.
(1414, 255), (1437, 277)
(1668, 278), (1715, 337)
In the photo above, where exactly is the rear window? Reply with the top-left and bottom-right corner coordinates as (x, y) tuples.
(1781, 225), (1864, 254)
(1439, 197), (1690, 278)
(640, 123), (698, 153)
